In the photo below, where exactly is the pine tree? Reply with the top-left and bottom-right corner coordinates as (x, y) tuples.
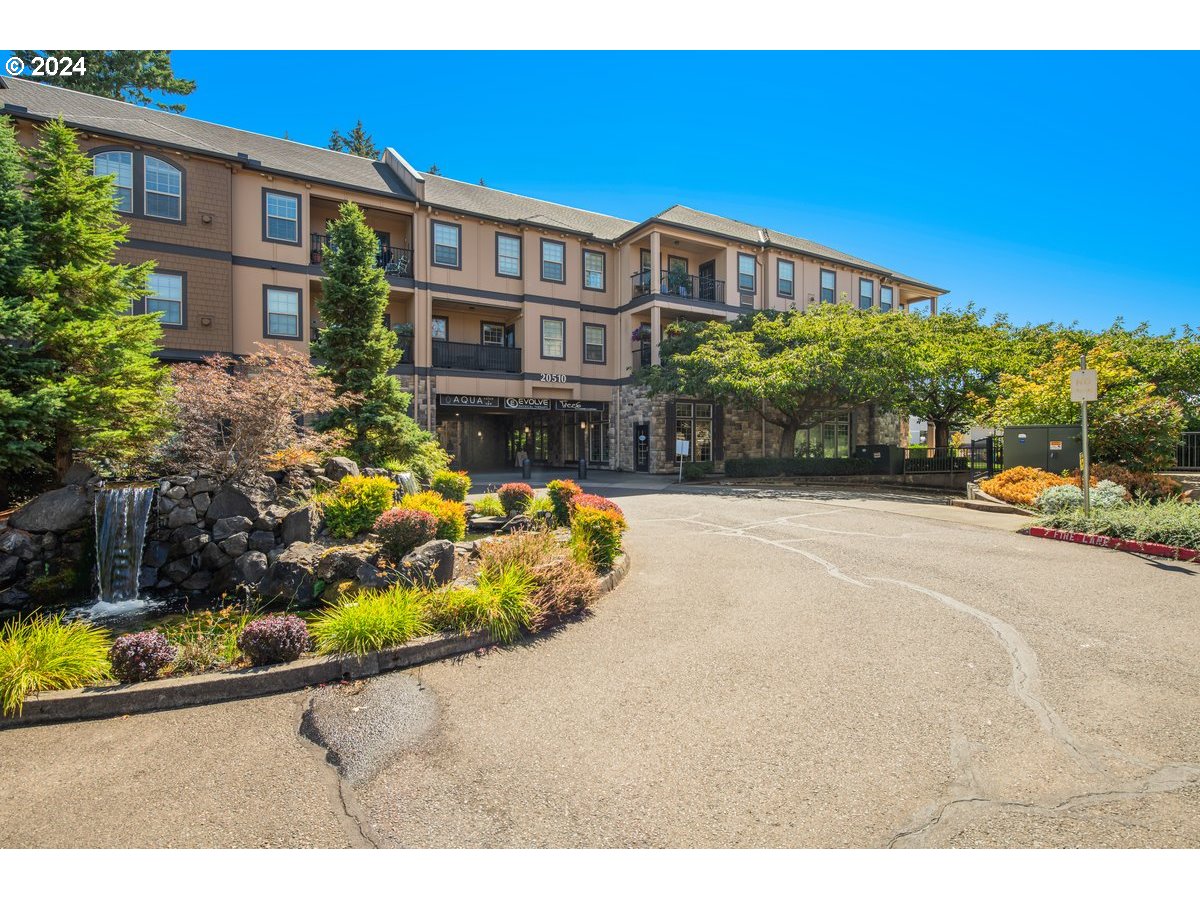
(327, 120), (378, 159)
(0, 117), (61, 504)
(427, 164), (441, 175)
(312, 201), (430, 464)
(22, 119), (169, 478)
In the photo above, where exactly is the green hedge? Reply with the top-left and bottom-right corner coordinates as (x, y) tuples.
(723, 457), (874, 478)
(1037, 500), (1200, 550)
(681, 461), (715, 480)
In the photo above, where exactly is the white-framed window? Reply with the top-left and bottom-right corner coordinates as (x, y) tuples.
(265, 191), (299, 243)
(777, 259), (795, 298)
(881, 285), (894, 312)
(144, 156), (182, 220)
(541, 239), (565, 283)
(584, 323), (606, 363)
(541, 316), (565, 359)
(93, 151), (133, 212)
(146, 272), (183, 325)
(737, 253), (756, 293)
(265, 286), (301, 338)
(859, 278), (874, 310)
(432, 222), (460, 267)
(820, 269), (836, 303)
(481, 322), (505, 346)
(496, 233), (521, 277)
(583, 250), (605, 290)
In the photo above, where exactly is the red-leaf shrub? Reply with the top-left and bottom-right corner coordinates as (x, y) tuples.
(546, 478), (583, 525)
(375, 507), (438, 562)
(570, 492), (625, 526)
(497, 482), (534, 516)
(109, 630), (177, 682)
(237, 614), (310, 665)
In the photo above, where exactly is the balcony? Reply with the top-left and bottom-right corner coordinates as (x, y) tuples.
(432, 339), (522, 374)
(311, 233), (415, 278)
(631, 269), (725, 304)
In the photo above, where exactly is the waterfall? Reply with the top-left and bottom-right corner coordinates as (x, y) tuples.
(93, 485), (156, 605)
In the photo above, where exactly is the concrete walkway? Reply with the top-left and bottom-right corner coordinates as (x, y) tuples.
(1, 486), (1196, 847)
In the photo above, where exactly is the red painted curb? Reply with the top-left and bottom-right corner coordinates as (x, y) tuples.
(1025, 526), (1200, 562)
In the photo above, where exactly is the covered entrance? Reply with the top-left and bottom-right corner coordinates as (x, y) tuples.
(436, 395), (609, 472)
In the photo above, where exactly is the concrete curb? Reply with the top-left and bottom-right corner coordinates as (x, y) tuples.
(1023, 526), (1199, 563)
(2, 552), (631, 729)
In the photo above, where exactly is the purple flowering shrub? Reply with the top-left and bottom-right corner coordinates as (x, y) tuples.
(109, 630), (177, 682)
(237, 614), (310, 665)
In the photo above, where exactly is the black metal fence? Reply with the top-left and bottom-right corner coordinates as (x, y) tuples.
(432, 339), (522, 373)
(902, 437), (1003, 479)
(310, 233), (414, 277)
(630, 270), (725, 304)
(1178, 432), (1200, 470)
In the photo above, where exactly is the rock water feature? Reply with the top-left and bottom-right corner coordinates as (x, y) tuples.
(80, 485), (158, 619)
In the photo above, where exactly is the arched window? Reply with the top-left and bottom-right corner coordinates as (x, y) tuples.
(144, 156), (182, 220)
(93, 150), (133, 212)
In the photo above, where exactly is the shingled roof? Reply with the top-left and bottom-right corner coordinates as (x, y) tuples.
(0, 76), (414, 200)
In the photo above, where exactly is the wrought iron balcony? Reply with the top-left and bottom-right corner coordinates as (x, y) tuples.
(432, 339), (522, 373)
(631, 269), (725, 303)
(310, 233), (415, 277)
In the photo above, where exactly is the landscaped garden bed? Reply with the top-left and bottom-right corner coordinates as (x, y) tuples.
(0, 476), (630, 724)
(1027, 499), (1200, 562)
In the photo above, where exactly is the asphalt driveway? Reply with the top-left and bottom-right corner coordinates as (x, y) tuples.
(2, 486), (1197, 848)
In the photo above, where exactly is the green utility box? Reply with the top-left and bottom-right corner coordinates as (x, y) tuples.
(1003, 425), (1083, 473)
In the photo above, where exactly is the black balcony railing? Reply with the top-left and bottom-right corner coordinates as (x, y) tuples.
(432, 339), (522, 373)
(631, 269), (725, 303)
(632, 343), (652, 370)
(311, 233), (415, 277)
(394, 332), (414, 365)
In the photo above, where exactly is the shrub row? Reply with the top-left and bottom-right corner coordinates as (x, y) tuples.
(723, 457), (873, 478)
(1037, 500), (1200, 550)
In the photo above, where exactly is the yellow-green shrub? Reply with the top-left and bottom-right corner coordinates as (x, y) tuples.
(401, 490), (467, 542)
(320, 474), (398, 538)
(570, 506), (625, 570)
(431, 469), (471, 501)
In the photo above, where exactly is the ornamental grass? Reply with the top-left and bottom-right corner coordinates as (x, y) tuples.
(0, 614), (112, 716)
(309, 584), (432, 655)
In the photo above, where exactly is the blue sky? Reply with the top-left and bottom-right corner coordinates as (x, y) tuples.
(168, 51), (1197, 332)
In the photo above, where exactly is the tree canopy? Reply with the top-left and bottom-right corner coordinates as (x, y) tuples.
(641, 306), (904, 456)
(15, 51), (196, 112)
(328, 121), (379, 159)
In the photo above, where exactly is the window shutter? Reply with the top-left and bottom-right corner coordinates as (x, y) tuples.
(712, 403), (724, 461)
(664, 400), (676, 461)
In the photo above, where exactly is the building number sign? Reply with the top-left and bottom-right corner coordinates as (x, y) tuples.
(539, 373), (568, 383)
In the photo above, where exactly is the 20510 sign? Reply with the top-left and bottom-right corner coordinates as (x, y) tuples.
(539, 373), (568, 383)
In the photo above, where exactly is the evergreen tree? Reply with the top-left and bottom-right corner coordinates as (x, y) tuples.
(15, 51), (196, 112)
(327, 120), (379, 158)
(22, 119), (169, 477)
(0, 117), (61, 504)
(427, 164), (441, 175)
(313, 201), (430, 464)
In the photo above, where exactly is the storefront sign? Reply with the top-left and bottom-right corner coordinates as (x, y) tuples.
(438, 395), (500, 408)
(554, 400), (606, 412)
(504, 397), (551, 411)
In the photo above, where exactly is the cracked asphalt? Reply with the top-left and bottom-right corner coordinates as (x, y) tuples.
(1, 485), (1197, 848)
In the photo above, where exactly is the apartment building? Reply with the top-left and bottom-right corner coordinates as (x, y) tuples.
(1, 76), (947, 475)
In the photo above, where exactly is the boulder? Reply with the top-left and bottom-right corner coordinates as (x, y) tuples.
(501, 514), (534, 534)
(315, 475), (339, 491)
(219, 532), (249, 558)
(0, 528), (37, 560)
(205, 483), (270, 524)
(199, 541), (231, 571)
(232, 550), (269, 586)
(469, 515), (507, 533)
(63, 462), (96, 485)
(171, 524), (208, 556)
(258, 541), (323, 604)
(162, 485), (188, 501)
(139, 566), (158, 590)
(187, 476), (218, 496)
(317, 544), (378, 582)
(181, 571), (213, 592)
(166, 505), (198, 528)
(397, 539), (455, 588)
(254, 505), (289, 532)
(0, 587), (31, 610)
(9, 486), (89, 533)
(281, 505), (319, 545)
(143, 541), (170, 569)
(248, 530), (276, 553)
(355, 561), (397, 590)
(158, 495), (178, 515)
(162, 558), (193, 584)
(192, 493), (211, 516)
(212, 515), (253, 542)
(323, 456), (360, 482)
(0, 554), (21, 582)
(170, 475), (195, 487)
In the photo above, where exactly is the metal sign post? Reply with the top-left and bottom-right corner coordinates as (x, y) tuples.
(1070, 354), (1098, 515)
(676, 439), (690, 483)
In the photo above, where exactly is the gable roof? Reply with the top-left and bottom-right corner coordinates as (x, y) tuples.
(420, 172), (635, 241)
(0, 76), (414, 200)
(0, 77), (943, 292)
